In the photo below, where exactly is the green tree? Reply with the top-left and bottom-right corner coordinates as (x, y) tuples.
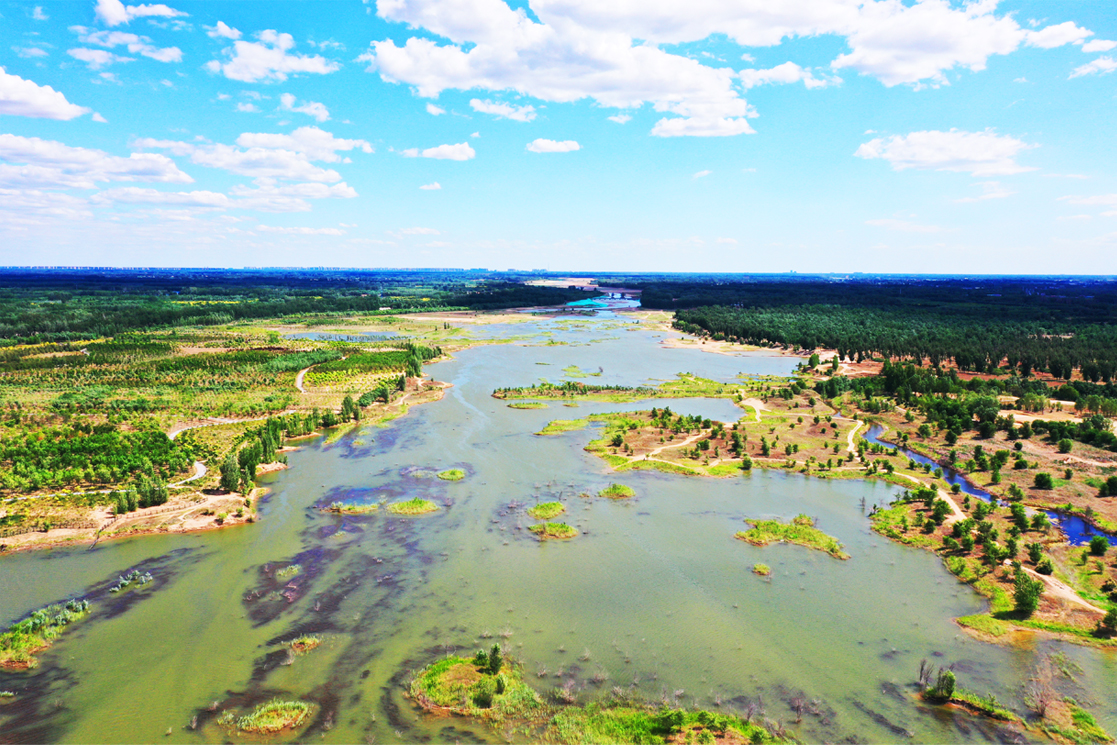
(1033, 472), (1054, 490)
(220, 451), (240, 492)
(487, 644), (502, 676)
(1013, 568), (1043, 616)
(1089, 536), (1108, 557)
(1057, 439), (1073, 454)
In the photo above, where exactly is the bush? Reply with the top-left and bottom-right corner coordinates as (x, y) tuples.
(1098, 608), (1117, 637)
(1058, 439), (1073, 454)
(1014, 568), (1043, 616)
(1089, 536), (1109, 556)
(925, 670), (956, 702)
(1036, 556), (1054, 575)
(1033, 473), (1054, 490)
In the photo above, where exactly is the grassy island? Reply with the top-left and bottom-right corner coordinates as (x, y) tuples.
(409, 650), (787, 743)
(0, 599), (90, 669)
(230, 699), (313, 735)
(289, 635), (321, 655)
(529, 522), (578, 539)
(753, 563), (771, 576)
(325, 501), (379, 514)
(437, 468), (466, 481)
(387, 497), (439, 515)
(737, 514), (849, 559)
(508, 402), (548, 409)
(536, 419), (589, 435)
(599, 483), (635, 499)
(527, 502), (566, 519)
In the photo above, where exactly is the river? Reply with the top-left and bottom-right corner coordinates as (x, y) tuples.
(2, 308), (1115, 743)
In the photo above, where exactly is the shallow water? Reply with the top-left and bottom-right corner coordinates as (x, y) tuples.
(3, 315), (1116, 743)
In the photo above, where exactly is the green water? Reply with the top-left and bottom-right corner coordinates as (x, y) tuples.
(3, 317), (1117, 743)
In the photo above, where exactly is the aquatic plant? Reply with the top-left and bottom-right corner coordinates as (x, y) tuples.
(235, 699), (312, 734)
(752, 563), (771, 576)
(437, 469), (465, 481)
(387, 497), (439, 515)
(529, 522), (578, 540)
(289, 635), (321, 654)
(276, 564), (302, 580)
(325, 501), (378, 514)
(109, 570), (153, 593)
(598, 484), (635, 499)
(527, 502), (565, 520)
(0, 598), (89, 669)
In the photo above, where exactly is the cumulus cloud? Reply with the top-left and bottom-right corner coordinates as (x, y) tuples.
(32, 6), (48, 20)
(397, 227), (439, 235)
(401, 142), (475, 160)
(279, 92), (330, 122)
(68, 48), (133, 69)
(865, 218), (944, 233)
(470, 98), (536, 121)
(1070, 56), (1117, 78)
(1082, 39), (1117, 53)
(425, 102), (445, 115)
(692, 169), (711, 178)
(71, 27), (182, 63)
(206, 29), (340, 83)
(855, 129), (1036, 176)
(95, 0), (186, 27)
(230, 180), (358, 200)
(419, 182), (441, 190)
(92, 186), (231, 208)
(234, 126), (371, 161)
(739, 61), (835, 89)
(1059, 193), (1117, 216)
(206, 21), (241, 40)
(954, 180), (1015, 203)
(607, 113), (631, 123)
(358, 0), (1097, 136)
(0, 68), (91, 120)
(0, 133), (192, 189)
(236, 102), (259, 112)
(526, 138), (579, 153)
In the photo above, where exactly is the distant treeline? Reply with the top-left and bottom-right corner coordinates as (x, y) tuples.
(0, 270), (599, 341)
(658, 278), (1117, 381)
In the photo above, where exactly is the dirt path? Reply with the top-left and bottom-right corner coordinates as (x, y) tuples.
(1016, 438), (1117, 468)
(295, 366), (311, 393)
(168, 412), (295, 440)
(649, 432), (705, 457)
(1022, 566), (1105, 615)
(740, 398), (766, 423)
(846, 420), (864, 461)
(169, 461), (207, 488)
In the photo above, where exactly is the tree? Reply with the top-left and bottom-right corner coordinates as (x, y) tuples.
(487, 643), (502, 675)
(925, 669), (956, 702)
(1033, 473), (1054, 490)
(1089, 535), (1109, 557)
(1098, 608), (1117, 637)
(1014, 568), (1043, 616)
(1057, 439), (1073, 454)
(220, 451), (240, 492)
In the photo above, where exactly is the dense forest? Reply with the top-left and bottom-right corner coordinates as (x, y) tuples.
(0, 269), (599, 342)
(659, 277), (1117, 381)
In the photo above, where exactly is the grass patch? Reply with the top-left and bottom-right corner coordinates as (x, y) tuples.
(508, 402), (549, 409)
(410, 652), (544, 720)
(1069, 702), (1114, 743)
(437, 469), (465, 481)
(235, 699), (312, 734)
(387, 497), (439, 515)
(736, 514), (849, 559)
(549, 702), (784, 744)
(325, 501), (378, 514)
(0, 599), (89, 669)
(537, 419), (589, 435)
(753, 563), (771, 576)
(706, 463), (742, 477)
(950, 688), (1021, 722)
(618, 459), (699, 476)
(527, 502), (566, 520)
(275, 564), (301, 580)
(956, 613), (1010, 638)
(529, 522), (578, 539)
(599, 483), (635, 499)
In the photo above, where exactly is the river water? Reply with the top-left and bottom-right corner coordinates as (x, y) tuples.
(2, 309), (1116, 743)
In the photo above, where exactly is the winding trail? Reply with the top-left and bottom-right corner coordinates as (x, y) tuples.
(295, 366), (311, 393)
(740, 398), (767, 423)
(169, 461), (207, 488)
(1021, 566), (1105, 615)
(846, 420), (864, 461)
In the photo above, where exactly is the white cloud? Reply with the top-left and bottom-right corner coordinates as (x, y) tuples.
(1023, 21), (1092, 49)
(470, 98), (536, 122)
(739, 61), (835, 89)
(206, 21), (241, 40)
(426, 102), (445, 115)
(419, 182), (441, 190)
(68, 48), (133, 69)
(652, 117), (753, 137)
(32, 6), (48, 20)
(526, 138), (579, 153)
(230, 180), (358, 199)
(401, 142), (476, 160)
(206, 29), (339, 83)
(92, 187), (231, 208)
(71, 27), (182, 63)
(692, 169), (711, 178)
(1070, 56), (1117, 78)
(1059, 194), (1117, 208)
(855, 129), (1036, 176)
(256, 225), (345, 235)
(92, 112), (108, 122)
(0, 68), (91, 120)
(397, 227), (440, 235)
(470, 131), (480, 138)
(279, 92), (330, 122)
(0, 133), (192, 189)
(954, 180), (1014, 202)
(865, 218), (944, 233)
(1082, 40), (1117, 53)
(135, 127), (370, 184)
(14, 47), (49, 59)
(95, 0), (186, 27)
(236, 102), (259, 113)
(607, 113), (631, 124)
(716, 237), (737, 244)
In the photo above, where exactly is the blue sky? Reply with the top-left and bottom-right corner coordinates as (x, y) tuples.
(1, 0), (1115, 272)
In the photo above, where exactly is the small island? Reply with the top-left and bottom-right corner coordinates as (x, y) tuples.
(529, 522), (578, 539)
(753, 563), (771, 576)
(219, 699), (313, 735)
(437, 469), (466, 481)
(599, 483), (635, 499)
(737, 514), (849, 560)
(387, 497), (440, 515)
(0, 599), (90, 670)
(527, 501), (566, 519)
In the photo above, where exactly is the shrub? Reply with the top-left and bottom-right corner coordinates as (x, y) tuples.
(925, 670), (956, 702)
(1058, 439), (1073, 454)
(1013, 569), (1043, 616)
(1089, 536), (1109, 557)
(1098, 608), (1117, 637)
(1036, 557), (1054, 575)
(1033, 473), (1054, 490)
